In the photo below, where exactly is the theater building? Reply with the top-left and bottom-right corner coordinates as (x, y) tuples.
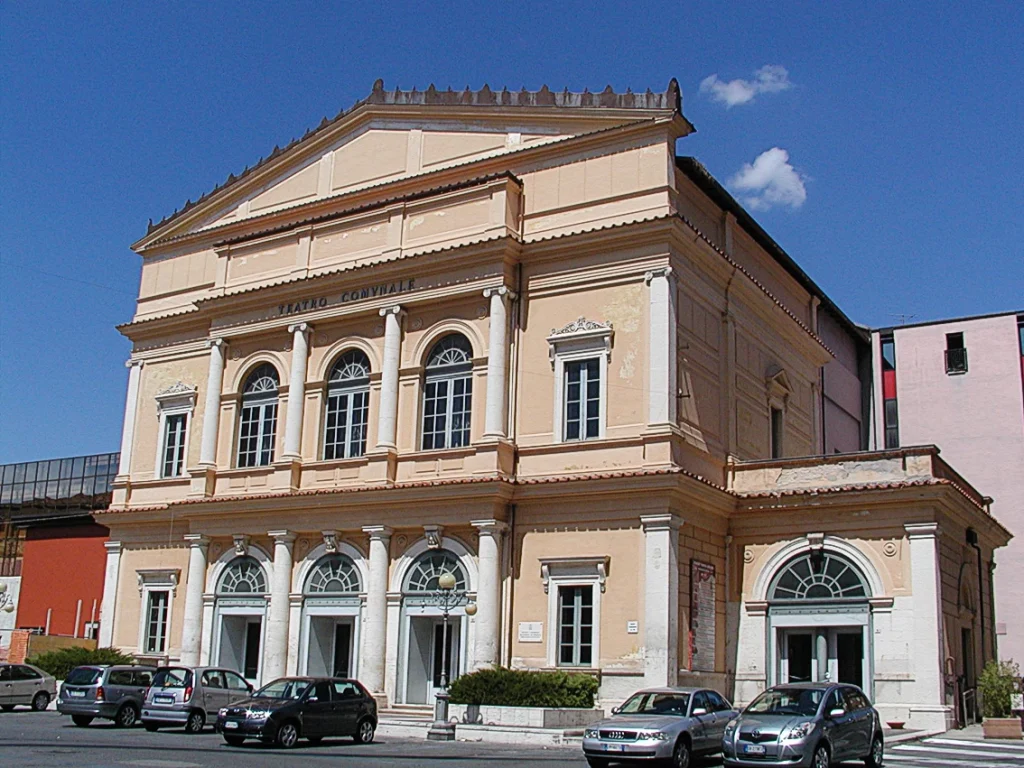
(98, 80), (1009, 731)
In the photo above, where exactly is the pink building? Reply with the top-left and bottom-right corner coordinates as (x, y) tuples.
(871, 311), (1024, 668)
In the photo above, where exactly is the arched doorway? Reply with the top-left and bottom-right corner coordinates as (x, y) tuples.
(213, 556), (268, 684)
(398, 550), (471, 705)
(767, 550), (871, 689)
(300, 553), (363, 678)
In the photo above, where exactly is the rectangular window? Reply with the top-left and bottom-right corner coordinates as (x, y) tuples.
(770, 407), (784, 459)
(880, 334), (899, 448)
(557, 585), (593, 667)
(324, 389), (369, 459)
(421, 375), (471, 450)
(144, 590), (169, 654)
(564, 359), (600, 441)
(238, 402), (277, 467)
(161, 413), (187, 477)
(945, 332), (968, 374)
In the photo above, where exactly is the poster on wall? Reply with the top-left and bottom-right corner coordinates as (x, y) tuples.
(689, 560), (716, 672)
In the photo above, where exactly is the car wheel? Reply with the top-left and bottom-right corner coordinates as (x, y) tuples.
(275, 721), (299, 748)
(115, 703), (139, 728)
(354, 717), (375, 744)
(865, 733), (884, 767)
(813, 742), (831, 768)
(184, 710), (205, 734)
(586, 759), (610, 768)
(144, 723), (160, 732)
(31, 692), (50, 711)
(224, 735), (246, 747)
(671, 738), (692, 768)
(72, 715), (94, 727)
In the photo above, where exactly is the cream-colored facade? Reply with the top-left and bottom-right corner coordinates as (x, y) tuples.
(99, 80), (1009, 732)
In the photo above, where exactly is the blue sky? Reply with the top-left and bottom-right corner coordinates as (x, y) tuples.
(1, 1), (1022, 463)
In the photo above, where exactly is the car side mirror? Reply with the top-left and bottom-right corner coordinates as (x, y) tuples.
(692, 708), (707, 717)
(828, 708), (845, 719)
(611, 706), (620, 714)
(247, 683), (254, 694)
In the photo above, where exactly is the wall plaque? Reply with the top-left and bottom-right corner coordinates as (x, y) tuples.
(518, 621), (543, 643)
(688, 560), (716, 672)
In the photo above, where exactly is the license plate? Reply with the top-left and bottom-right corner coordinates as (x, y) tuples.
(744, 744), (767, 755)
(224, 721), (239, 729)
(602, 744), (625, 752)
(154, 695), (174, 704)
(68, 690), (86, 698)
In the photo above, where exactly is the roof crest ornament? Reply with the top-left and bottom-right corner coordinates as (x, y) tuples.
(549, 316), (613, 337)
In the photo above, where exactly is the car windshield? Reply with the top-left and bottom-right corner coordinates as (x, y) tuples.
(254, 679), (311, 700)
(746, 688), (824, 717)
(618, 692), (691, 716)
(152, 668), (192, 688)
(65, 667), (102, 685)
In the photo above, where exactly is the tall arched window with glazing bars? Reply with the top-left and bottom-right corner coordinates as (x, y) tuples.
(323, 350), (371, 460)
(237, 364), (279, 467)
(422, 334), (473, 450)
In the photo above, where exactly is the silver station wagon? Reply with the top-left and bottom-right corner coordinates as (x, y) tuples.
(57, 664), (156, 727)
(583, 687), (738, 768)
(142, 665), (253, 733)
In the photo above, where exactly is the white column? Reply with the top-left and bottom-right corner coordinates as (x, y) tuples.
(641, 514), (681, 686)
(97, 541), (123, 647)
(362, 525), (392, 695)
(375, 307), (404, 450)
(117, 361), (144, 476)
(482, 287), (515, 439)
(264, 530), (296, 680)
(282, 324), (311, 460)
(179, 534), (210, 665)
(198, 339), (226, 467)
(905, 522), (947, 726)
(471, 519), (506, 669)
(645, 267), (677, 426)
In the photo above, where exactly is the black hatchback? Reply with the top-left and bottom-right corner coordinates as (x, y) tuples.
(214, 677), (377, 748)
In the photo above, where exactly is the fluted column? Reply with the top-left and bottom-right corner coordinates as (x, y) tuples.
(482, 287), (515, 439)
(375, 307), (404, 450)
(362, 525), (392, 695)
(97, 541), (122, 647)
(116, 361), (144, 476)
(645, 267), (677, 426)
(282, 324), (311, 460)
(198, 339), (226, 467)
(179, 534), (210, 665)
(641, 514), (681, 686)
(471, 520), (506, 669)
(263, 530), (296, 680)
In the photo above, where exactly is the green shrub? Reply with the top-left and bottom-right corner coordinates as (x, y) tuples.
(27, 646), (136, 680)
(448, 667), (598, 708)
(978, 659), (1020, 719)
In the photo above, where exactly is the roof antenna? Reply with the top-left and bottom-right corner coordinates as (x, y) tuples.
(888, 313), (916, 325)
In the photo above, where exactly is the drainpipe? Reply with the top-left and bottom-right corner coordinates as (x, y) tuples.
(966, 528), (985, 665)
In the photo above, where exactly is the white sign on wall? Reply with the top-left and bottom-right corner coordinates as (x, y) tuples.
(627, 621), (639, 634)
(518, 622), (543, 643)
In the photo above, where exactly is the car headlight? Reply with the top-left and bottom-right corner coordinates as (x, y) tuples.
(248, 710), (270, 721)
(783, 721), (815, 740)
(643, 731), (671, 741)
(218, 708), (228, 718)
(584, 728), (599, 739)
(724, 719), (737, 735)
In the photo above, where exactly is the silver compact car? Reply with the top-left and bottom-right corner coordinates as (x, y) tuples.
(142, 665), (254, 733)
(583, 687), (738, 768)
(0, 663), (57, 711)
(722, 682), (883, 768)
(57, 664), (155, 727)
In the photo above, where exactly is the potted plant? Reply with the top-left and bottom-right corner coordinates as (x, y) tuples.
(979, 659), (1022, 739)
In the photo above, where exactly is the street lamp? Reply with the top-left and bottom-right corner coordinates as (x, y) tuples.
(426, 571), (476, 741)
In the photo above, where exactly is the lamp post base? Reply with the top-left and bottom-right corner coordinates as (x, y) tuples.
(427, 690), (456, 741)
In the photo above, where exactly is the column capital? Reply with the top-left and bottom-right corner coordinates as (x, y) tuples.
(268, 529), (297, 544)
(379, 305), (405, 318)
(183, 533), (210, 548)
(483, 285), (517, 301)
(471, 519), (508, 537)
(104, 540), (123, 554)
(640, 513), (683, 533)
(124, 358), (144, 370)
(644, 266), (674, 284)
(363, 525), (393, 541)
(206, 337), (226, 350)
(904, 522), (940, 539)
(287, 322), (311, 335)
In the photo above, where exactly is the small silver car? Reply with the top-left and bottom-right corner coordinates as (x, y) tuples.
(57, 664), (156, 727)
(0, 662), (57, 711)
(142, 665), (253, 733)
(583, 687), (738, 768)
(722, 682), (883, 768)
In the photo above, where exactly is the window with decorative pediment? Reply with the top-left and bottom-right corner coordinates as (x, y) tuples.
(403, 550), (467, 593)
(422, 335), (473, 450)
(304, 554), (361, 594)
(547, 318), (613, 443)
(154, 382), (196, 478)
(768, 552), (868, 602)
(324, 350), (371, 460)
(217, 557), (268, 595)
(237, 364), (279, 468)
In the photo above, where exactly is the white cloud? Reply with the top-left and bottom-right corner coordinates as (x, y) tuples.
(729, 148), (807, 211)
(699, 65), (793, 108)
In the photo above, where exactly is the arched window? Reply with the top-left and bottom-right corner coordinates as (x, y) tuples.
(237, 364), (279, 467)
(403, 550), (467, 593)
(304, 554), (362, 594)
(422, 334), (473, 450)
(768, 552), (868, 601)
(217, 557), (268, 595)
(324, 350), (371, 460)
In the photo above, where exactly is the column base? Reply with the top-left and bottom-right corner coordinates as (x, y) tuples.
(271, 458), (303, 491)
(366, 447), (399, 484)
(188, 466), (216, 498)
(426, 723), (457, 741)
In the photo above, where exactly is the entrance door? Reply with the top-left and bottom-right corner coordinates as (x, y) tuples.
(431, 621), (459, 690)
(306, 617), (354, 678)
(333, 622), (352, 678)
(405, 616), (461, 704)
(836, 632), (864, 688)
(243, 620), (262, 680)
(218, 615), (262, 683)
(783, 632), (813, 683)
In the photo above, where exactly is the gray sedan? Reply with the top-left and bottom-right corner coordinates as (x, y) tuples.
(1, 662), (56, 711)
(583, 687), (738, 768)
